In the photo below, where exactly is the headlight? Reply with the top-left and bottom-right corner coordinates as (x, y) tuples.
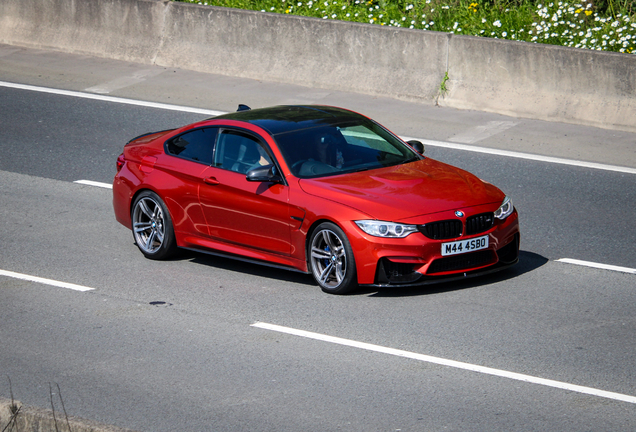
(494, 196), (514, 220)
(355, 220), (418, 238)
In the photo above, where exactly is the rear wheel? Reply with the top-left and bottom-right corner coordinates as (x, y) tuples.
(308, 222), (357, 294)
(131, 191), (177, 260)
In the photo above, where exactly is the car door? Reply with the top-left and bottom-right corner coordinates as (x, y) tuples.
(161, 126), (218, 236)
(197, 128), (293, 256)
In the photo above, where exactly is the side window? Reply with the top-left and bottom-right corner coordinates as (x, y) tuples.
(214, 130), (272, 174)
(166, 127), (217, 164)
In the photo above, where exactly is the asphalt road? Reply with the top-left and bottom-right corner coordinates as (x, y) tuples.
(1, 45), (635, 431)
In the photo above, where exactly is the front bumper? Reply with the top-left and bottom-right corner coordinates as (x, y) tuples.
(347, 209), (520, 286)
(370, 232), (519, 287)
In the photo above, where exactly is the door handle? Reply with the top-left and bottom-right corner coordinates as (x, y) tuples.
(203, 177), (220, 185)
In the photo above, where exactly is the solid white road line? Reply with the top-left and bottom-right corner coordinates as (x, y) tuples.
(0, 269), (95, 292)
(402, 136), (636, 175)
(0, 81), (224, 116)
(3, 80), (634, 175)
(74, 180), (113, 189)
(556, 258), (636, 274)
(251, 321), (636, 405)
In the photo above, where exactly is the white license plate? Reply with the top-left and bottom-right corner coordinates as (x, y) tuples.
(441, 235), (489, 256)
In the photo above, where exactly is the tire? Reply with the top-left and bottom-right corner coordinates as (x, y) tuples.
(131, 191), (177, 260)
(308, 222), (357, 294)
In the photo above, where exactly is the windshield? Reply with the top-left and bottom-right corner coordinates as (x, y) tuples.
(274, 120), (421, 178)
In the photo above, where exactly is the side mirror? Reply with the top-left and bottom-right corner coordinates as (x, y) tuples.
(246, 165), (283, 183)
(407, 140), (425, 154)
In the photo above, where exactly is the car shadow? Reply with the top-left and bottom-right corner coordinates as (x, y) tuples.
(178, 249), (316, 286)
(173, 247), (548, 295)
(365, 250), (549, 297)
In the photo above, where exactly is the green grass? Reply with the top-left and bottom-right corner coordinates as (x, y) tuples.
(175, 0), (636, 54)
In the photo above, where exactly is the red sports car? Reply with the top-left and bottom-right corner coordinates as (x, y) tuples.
(113, 105), (519, 294)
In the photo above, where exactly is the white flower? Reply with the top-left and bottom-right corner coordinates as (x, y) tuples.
(494, 20), (502, 27)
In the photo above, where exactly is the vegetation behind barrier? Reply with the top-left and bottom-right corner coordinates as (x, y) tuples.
(176, 0), (636, 54)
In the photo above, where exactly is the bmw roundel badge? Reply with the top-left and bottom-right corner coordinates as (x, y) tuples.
(455, 210), (464, 218)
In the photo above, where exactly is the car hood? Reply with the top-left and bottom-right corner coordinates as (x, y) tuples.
(298, 158), (504, 221)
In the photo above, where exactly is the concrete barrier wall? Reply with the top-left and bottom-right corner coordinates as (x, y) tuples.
(446, 35), (636, 131)
(0, 0), (165, 61)
(156, 6), (449, 102)
(1, 0), (634, 131)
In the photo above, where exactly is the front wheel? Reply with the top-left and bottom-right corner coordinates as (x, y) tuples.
(131, 191), (177, 260)
(308, 222), (357, 294)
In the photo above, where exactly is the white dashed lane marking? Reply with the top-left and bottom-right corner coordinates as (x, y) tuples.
(0, 269), (95, 292)
(74, 180), (113, 189)
(556, 258), (636, 274)
(252, 321), (636, 405)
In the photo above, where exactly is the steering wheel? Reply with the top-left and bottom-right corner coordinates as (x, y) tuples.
(291, 159), (306, 173)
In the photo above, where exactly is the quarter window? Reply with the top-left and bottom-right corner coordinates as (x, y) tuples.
(166, 128), (217, 164)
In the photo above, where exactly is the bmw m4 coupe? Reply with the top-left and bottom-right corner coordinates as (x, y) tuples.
(113, 105), (519, 294)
